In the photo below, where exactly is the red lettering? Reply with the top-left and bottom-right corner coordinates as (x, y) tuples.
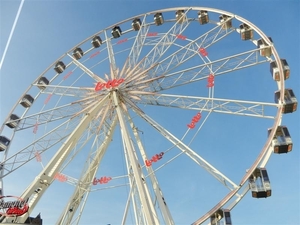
(117, 38), (128, 44)
(33, 122), (39, 134)
(63, 71), (73, 80)
(207, 74), (214, 87)
(199, 48), (208, 57)
(34, 151), (42, 162)
(95, 78), (124, 91)
(187, 113), (202, 129)
(187, 122), (195, 129)
(44, 94), (52, 104)
(90, 51), (100, 58)
(93, 176), (112, 185)
(145, 160), (152, 167)
(176, 34), (187, 40)
(145, 152), (164, 167)
(54, 173), (67, 182)
(147, 32), (158, 37)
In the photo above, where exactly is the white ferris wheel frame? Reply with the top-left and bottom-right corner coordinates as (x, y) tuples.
(0, 6), (286, 225)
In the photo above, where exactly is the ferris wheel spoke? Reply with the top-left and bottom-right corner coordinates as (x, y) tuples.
(11, 95), (110, 224)
(147, 48), (268, 92)
(112, 91), (160, 224)
(125, 112), (175, 224)
(138, 93), (278, 119)
(57, 116), (113, 178)
(147, 21), (236, 81)
(127, 15), (150, 68)
(37, 84), (94, 97)
(67, 53), (105, 83)
(139, 9), (192, 69)
(58, 116), (118, 225)
(134, 108), (238, 191)
(12, 102), (84, 131)
(1, 115), (84, 178)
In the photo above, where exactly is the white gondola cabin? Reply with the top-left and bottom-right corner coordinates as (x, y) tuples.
(154, 13), (164, 26)
(249, 168), (271, 198)
(54, 61), (66, 74)
(0, 136), (10, 152)
(6, 114), (20, 129)
(268, 126), (293, 153)
(91, 36), (102, 48)
(111, 26), (122, 38)
(219, 14), (232, 29)
(20, 94), (34, 108)
(37, 77), (49, 90)
(132, 18), (141, 31)
(275, 88), (297, 113)
(239, 23), (253, 40)
(270, 59), (290, 81)
(210, 209), (232, 225)
(257, 37), (273, 57)
(72, 47), (84, 60)
(175, 10), (186, 23)
(198, 10), (209, 25)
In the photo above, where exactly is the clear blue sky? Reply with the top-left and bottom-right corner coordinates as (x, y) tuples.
(0, 0), (299, 224)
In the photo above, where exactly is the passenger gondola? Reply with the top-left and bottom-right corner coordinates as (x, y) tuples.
(268, 126), (293, 153)
(54, 61), (66, 74)
(219, 14), (232, 29)
(132, 18), (141, 31)
(36, 77), (49, 90)
(154, 13), (164, 26)
(111, 26), (122, 38)
(20, 94), (34, 108)
(72, 47), (84, 60)
(274, 88), (297, 113)
(175, 10), (185, 23)
(91, 36), (102, 48)
(6, 114), (20, 129)
(0, 136), (10, 152)
(239, 23), (253, 40)
(257, 37), (273, 57)
(249, 168), (271, 198)
(198, 10), (209, 25)
(270, 59), (290, 81)
(210, 209), (232, 225)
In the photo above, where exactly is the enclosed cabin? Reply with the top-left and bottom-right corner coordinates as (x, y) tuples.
(154, 13), (164, 26)
(6, 114), (20, 129)
(257, 37), (273, 57)
(0, 136), (10, 152)
(111, 26), (122, 38)
(36, 77), (49, 90)
(219, 15), (232, 29)
(210, 209), (232, 225)
(54, 61), (66, 74)
(72, 47), (84, 60)
(268, 126), (293, 153)
(274, 88), (297, 113)
(270, 59), (290, 81)
(20, 94), (34, 108)
(91, 36), (102, 48)
(198, 10), (209, 25)
(132, 18), (142, 31)
(249, 168), (271, 198)
(175, 10), (186, 24)
(239, 23), (253, 40)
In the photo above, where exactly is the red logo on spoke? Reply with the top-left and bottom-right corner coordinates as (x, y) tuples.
(95, 78), (124, 91)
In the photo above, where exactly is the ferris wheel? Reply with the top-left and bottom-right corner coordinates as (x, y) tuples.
(0, 6), (297, 225)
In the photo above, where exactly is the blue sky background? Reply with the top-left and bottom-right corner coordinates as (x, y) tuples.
(0, 0), (299, 224)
